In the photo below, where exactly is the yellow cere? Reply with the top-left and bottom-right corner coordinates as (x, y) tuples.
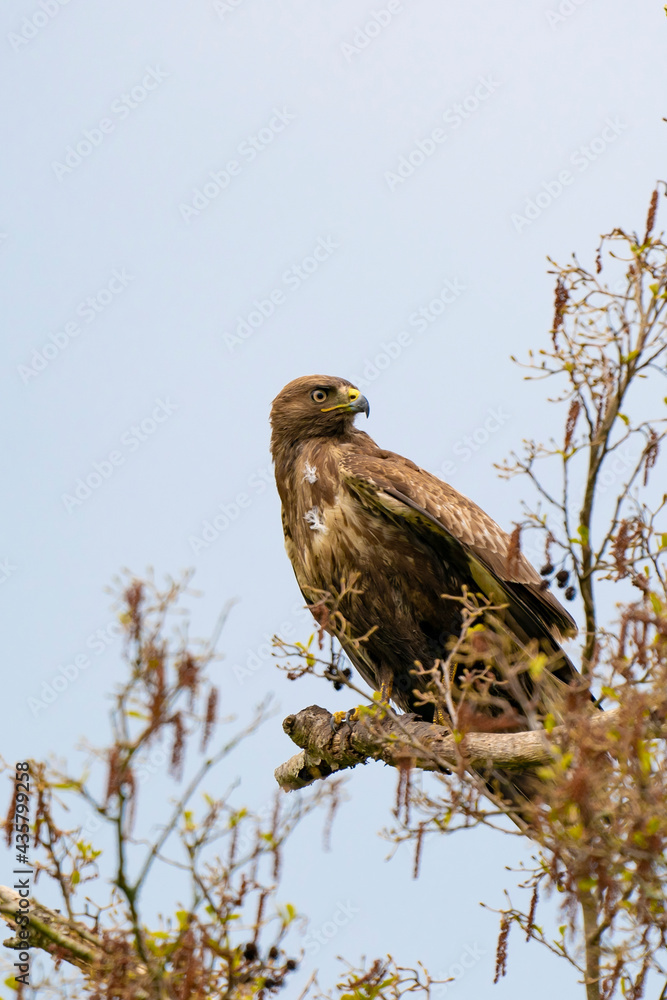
(321, 386), (360, 412)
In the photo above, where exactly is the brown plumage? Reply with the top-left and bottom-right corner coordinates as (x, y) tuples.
(270, 375), (579, 806)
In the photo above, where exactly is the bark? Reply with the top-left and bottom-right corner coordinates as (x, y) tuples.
(579, 887), (602, 1000)
(0, 885), (149, 997)
(274, 703), (660, 791)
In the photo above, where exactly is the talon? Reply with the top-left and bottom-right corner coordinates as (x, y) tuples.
(330, 707), (361, 732)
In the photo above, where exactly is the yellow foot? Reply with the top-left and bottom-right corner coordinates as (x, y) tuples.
(331, 707), (363, 731)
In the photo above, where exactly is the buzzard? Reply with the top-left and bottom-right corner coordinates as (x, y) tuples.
(270, 375), (579, 798)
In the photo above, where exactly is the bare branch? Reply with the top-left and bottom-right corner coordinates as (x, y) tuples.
(274, 703), (663, 792)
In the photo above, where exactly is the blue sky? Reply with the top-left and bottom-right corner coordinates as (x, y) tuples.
(2, 1), (666, 995)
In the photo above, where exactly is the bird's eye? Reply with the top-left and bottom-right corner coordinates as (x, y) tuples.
(311, 389), (328, 403)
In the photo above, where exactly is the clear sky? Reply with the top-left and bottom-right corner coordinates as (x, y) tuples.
(2, 1), (666, 996)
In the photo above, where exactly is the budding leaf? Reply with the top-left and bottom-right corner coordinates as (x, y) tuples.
(529, 654), (547, 680)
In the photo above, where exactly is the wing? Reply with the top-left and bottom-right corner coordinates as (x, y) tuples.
(340, 448), (577, 646)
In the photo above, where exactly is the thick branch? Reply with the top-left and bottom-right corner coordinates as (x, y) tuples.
(0, 885), (149, 997)
(580, 887), (602, 1000)
(274, 704), (661, 791)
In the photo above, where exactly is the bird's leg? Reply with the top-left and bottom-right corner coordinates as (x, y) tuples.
(433, 706), (449, 728)
(378, 677), (393, 706)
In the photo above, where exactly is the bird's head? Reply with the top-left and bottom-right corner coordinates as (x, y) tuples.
(270, 375), (370, 451)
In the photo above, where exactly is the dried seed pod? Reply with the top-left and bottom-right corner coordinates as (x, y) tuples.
(555, 569), (569, 587)
(564, 586), (576, 601)
(540, 562), (554, 576)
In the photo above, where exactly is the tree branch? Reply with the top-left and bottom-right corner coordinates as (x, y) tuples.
(274, 704), (664, 792)
(0, 885), (150, 996)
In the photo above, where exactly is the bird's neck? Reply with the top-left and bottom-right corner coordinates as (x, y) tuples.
(271, 429), (363, 501)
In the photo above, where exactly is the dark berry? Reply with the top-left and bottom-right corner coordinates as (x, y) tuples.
(285, 959), (297, 971)
(244, 943), (258, 961)
(333, 681), (343, 691)
(343, 667), (352, 679)
(268, 946), (279, 960)
(540, 562), (554, 576)
(565, 586), (576, 600)
(555, 569), (569, 587)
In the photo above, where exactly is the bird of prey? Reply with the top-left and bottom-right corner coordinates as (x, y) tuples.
(270, 375), (579, 802)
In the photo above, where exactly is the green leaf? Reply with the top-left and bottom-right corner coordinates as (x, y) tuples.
(229, 808), (247, 828)
(577, 524), (589, 545)
(280, 902), (297, 925)
(618, 413), (629, 425)
(71, 870), (80, 885)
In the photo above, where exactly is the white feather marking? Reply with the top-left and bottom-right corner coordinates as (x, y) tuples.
(304, 506), (327, 533)
(303, 462), (318, 483)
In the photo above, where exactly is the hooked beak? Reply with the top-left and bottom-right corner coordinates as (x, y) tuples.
(348, 392), (370, 418)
